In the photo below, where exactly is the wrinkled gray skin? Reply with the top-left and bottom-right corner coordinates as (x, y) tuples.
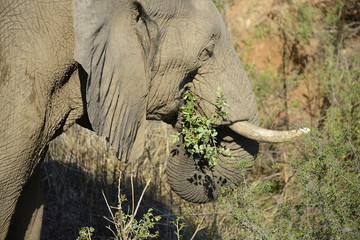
(0, 0), (259, 239)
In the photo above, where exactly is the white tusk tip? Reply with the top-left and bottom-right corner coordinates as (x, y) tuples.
(299, 128), (311, 133)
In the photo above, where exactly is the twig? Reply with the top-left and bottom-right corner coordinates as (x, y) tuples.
(174, 219), (182, 240)
(86, 227), (92, 240)
(102, 190), (122, 238)
(189, 216), (206, 240)
(131, 175), (135, 216)
(105, 226), (117, 239)
(124, 178), (151, 231)
(116, 172), (128, 239)
(158, 212), (233, 217)
(280, 27), (290, 130)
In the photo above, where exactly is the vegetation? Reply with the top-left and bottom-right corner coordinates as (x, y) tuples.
(171, 89), (230, 167)
(77, 227), (95, 240)
(45, 0), (359, 239)
(75, 176), (161, 240)
(101, 177), (161, 240)
(215, 0), (359, 239)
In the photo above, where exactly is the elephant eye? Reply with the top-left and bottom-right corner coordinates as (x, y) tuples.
(198, 43), (215, 62)
(133, 2), (147, 26)
(136, 15), (144, 23)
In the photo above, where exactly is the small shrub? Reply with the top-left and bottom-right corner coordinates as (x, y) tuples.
(103, 178), (161, 240)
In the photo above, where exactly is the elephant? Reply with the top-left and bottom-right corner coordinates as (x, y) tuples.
(0, 0), (309, 239)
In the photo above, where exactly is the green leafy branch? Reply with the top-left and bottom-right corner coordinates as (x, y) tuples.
(104, 177), (161, 240)
(77, 175), (161, 240)
(172, 88), (231, 167)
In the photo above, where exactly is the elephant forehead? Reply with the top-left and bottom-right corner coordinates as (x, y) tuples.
(164, 16), (221, 54)
(182, 3), (223, 41)
(191, 0), (215, 11)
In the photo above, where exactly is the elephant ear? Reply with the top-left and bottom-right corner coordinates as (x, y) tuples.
(73, 0), (153, 161)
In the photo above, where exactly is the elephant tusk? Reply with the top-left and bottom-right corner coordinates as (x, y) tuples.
(229, 121), (310, 143)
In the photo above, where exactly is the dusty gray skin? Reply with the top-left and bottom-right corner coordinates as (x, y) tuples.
(0, 0), (308, 239)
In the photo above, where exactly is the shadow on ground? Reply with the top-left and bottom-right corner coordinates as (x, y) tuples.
(41, 158), (178, 240)
(41, 123), (223, 239)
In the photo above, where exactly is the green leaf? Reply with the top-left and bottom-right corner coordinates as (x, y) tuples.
(177, 90), (232, 167)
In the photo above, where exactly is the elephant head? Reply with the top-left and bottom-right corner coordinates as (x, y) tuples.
(73, 0), (309, 203)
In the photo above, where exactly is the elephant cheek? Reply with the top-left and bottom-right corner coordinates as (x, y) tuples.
(166, 129), (259, 203)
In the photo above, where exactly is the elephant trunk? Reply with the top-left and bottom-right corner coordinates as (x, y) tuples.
(166, 128), (258, 203)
